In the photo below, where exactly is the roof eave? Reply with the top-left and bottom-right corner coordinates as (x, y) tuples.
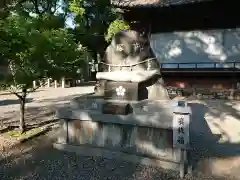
(111, 0), (215, 8)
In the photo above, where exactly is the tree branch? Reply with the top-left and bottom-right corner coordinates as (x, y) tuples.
(12, 91), (22, 99)
(31, 0), (41, 15)
(27, 85), (40, 93)
(27, 78), (49, 93)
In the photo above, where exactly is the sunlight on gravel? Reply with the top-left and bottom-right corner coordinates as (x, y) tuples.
(0, 87), (94, 127)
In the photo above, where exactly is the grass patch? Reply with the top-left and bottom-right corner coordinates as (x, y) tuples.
(6, 127), (42, 139)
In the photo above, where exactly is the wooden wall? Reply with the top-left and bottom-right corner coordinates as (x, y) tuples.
(164, 77), (234, 89)
(122, 0), (239, 33)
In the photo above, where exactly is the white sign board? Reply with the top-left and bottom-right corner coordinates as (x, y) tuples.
(173, 113), (190, 149)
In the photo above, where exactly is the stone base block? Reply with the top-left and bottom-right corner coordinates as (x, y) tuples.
(56, 120), (181, 163)
(55, 98), (187, 174)
(53, 143), (180, 171)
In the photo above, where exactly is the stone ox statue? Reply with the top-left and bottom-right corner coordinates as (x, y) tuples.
(96, 30), (169, 100)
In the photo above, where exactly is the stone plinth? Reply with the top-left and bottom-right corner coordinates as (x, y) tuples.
(54, 95), (184, 171)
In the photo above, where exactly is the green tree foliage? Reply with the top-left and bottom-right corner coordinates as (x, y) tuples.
(15, 0), (65, 15)
(0, 13), (87, 133)
(105, 19), (130, 43)
(68, 0), (121, 57)
(0, 0), (17, 10)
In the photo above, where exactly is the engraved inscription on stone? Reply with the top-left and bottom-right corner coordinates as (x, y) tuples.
(85, 100), (100, 110)
(173, 113), (190, 148)
(91, 102), (98, 109)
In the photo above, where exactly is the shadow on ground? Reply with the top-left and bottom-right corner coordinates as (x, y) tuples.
(186, 100), (240, 177)
(0, 98), (33, 107)
(77, 81), (97, 87)
(0, 92), (94, 128)
(0, 119), (58, 134)
(36, 92), (95, 104)
(0, 89), (43, 96)
(0, 131), (233, 180)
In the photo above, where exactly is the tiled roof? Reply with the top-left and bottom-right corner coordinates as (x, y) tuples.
(111, 0), (214, 7)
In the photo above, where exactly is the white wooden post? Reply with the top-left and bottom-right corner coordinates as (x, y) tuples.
(61, 77), (65, 88)
(33, 81), (36, 88)
(172, 101), (191, 178)
(47, 78), (51, 88)
(54, 80), (57, 88)
(40, 80), (43, 88)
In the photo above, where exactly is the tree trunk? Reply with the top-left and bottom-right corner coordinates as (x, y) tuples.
(19, 98), (25, 133)
(19, 89), (27, 133)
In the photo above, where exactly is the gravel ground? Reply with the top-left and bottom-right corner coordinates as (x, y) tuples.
(0, 86), (239, 180)
(0, 131), (234, 180)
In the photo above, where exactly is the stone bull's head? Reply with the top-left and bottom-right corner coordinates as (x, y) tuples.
(111, 30), (151, 57)
(102, 30), (159, 72)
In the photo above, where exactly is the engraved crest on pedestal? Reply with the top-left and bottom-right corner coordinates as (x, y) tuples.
(116, 86), (126, 96)
(91, 102), (98, 109)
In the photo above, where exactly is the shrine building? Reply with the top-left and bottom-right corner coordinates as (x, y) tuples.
(111, 0), (240, 99)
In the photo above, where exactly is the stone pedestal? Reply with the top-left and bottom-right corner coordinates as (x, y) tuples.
(54, 95), (185, 172)
(103, 81), (148, 101)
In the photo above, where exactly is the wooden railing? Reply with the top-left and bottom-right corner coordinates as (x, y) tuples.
(98, 61), (240, 72)
(160, 62), (240, 69)
(166, 86), (240, 100)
